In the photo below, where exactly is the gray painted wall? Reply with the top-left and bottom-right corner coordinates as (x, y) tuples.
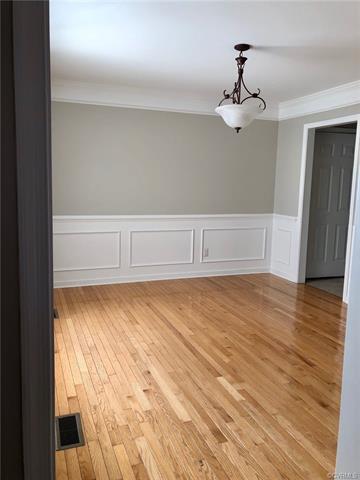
(274, 104), (360, 216)
(52, 102), (278, 215)
(336, 163), (360, 474)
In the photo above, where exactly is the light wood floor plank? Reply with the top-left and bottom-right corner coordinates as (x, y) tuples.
(114, 444), (136, 480)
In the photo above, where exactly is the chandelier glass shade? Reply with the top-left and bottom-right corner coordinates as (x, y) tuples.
(215, 104), (264, 130)
(215, 44), (266, 132)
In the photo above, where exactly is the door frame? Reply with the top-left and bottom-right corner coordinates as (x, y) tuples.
(296, 114), (360, 303)
(2, 1), (54, 478)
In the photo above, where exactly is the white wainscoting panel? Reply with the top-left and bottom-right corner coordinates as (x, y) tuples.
(201, 228), (266, 263)
(53, 215), (273, 287)
(130, 229), (194, 267)
(270, 214), (300, 282)
(53, 232), (120, 272)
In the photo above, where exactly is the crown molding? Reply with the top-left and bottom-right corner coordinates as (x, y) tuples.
(278, 80), (360, 121)
(51, 79), (279, 121)
(51, 78), (360, 122)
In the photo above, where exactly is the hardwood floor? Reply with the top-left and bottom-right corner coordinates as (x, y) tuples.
(54, 273), (346, 480)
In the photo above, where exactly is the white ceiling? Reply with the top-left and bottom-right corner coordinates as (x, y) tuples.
(50, 1), (360, 115)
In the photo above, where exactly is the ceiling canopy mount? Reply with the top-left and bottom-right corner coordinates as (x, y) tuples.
(234, 43), (251, 52)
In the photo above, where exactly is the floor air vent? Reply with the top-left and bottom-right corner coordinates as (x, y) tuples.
(55, 413), (85, 450)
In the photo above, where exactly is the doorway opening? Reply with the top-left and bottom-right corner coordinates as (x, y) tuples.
(297, 114), (360, 302)
(305, 122), (357, 297)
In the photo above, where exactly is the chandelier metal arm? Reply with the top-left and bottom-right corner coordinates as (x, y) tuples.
(241, 77), (256, 97)
(217, 47), (266, 112)
(240, 95), (266, 110)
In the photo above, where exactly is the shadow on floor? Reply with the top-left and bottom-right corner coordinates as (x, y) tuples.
(306, 277), (344, 297)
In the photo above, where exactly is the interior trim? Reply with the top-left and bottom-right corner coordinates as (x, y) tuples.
(278, 80), (360, 120)
(51, 79), (279, 120)
(51, 78), (360, 121)
(53, 214), (274, 287)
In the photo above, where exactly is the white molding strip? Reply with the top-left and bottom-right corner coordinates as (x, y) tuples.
(53, 214), (274, 287)
(53, 213), (273, 221)
(54, 267), (269, 288)
(52, 78), (359, 122)
(278, 80), (360, 121)
(51, 79), (279, 121)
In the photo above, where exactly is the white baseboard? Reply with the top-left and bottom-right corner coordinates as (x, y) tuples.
(54, 266), (270, 288)
(53, 214), (273, 288)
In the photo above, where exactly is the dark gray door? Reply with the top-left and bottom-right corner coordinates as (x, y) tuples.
(306, 132), (355, 278)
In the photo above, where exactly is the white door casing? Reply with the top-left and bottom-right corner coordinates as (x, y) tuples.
(306, 132), (355, 278)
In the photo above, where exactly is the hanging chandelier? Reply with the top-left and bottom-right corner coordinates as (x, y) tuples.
(215, 44), (266, 132)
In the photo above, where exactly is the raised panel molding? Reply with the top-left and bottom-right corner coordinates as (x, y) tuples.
(53, 214), (274, 287)
(334, 224), (347, 261)
(53, 214), (301, 287)
(274, 228), (292, 265)
(53, 231), (120, 272)
(271, 214), (300, 282)
(201, 227), (266, 263)
(130, 229), (194, 267)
